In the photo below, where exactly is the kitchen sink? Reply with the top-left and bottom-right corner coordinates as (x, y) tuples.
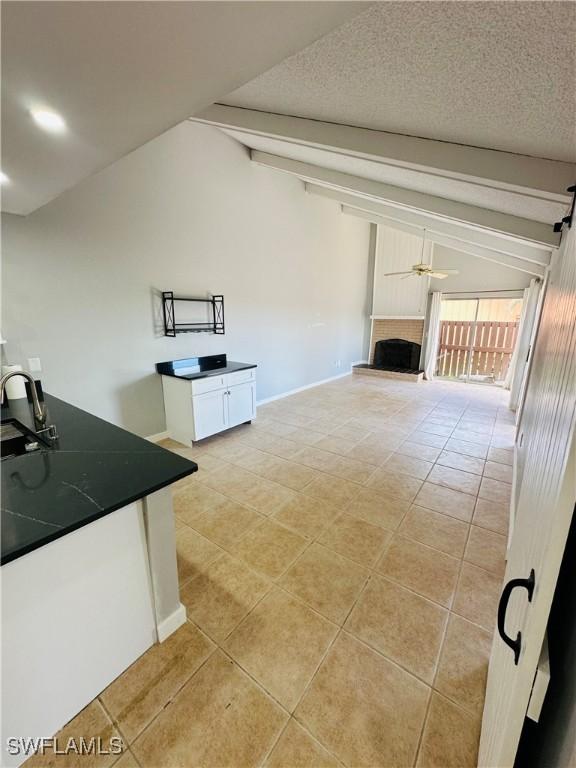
(0, 419), (49, 460)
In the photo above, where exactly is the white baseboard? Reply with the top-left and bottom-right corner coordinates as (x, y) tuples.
(256, 367), (356, 406)
(146, 430), (170, 443)
(157, 603), (187, 643)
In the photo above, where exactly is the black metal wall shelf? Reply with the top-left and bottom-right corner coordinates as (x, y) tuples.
(162, 291), (225, 336)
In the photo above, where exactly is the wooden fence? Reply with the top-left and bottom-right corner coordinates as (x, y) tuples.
(436, 320), (519, 382)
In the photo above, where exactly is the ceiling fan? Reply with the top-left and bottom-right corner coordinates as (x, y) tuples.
(382, 230), (459, 280)
(383, 262), (460, 280)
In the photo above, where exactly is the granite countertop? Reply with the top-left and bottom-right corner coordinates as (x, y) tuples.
(156, 354), (256, 381)
(1, 394), (197, 565)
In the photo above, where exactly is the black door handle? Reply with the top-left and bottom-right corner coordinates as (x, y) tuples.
(497, 569), (535, 665)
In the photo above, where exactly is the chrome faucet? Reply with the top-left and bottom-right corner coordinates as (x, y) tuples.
(0, 370), (46, 425)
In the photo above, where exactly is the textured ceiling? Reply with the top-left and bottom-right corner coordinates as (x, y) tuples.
(224, 1), (576, 162)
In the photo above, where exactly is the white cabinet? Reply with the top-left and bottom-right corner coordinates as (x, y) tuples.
(161, 368), (256, 444)
(227, 381), (256, 429)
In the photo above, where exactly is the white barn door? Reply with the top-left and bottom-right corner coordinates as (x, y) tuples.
(479, 223), (576, 767)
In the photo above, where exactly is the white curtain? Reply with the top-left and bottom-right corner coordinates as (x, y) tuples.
(423, 291), (442, 380)
(506, 278), (541, 409)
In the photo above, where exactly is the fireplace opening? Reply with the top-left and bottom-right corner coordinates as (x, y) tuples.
(373, 338), (422, 372)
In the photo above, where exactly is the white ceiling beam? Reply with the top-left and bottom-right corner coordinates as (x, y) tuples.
(195, 105), (575, 203)
(252, 151), (559, 248)
(213, 124), (568, 224)
(339, 202), (551, 269)
(431, 234), (546, 278)
(342, 204), (545, 278)
(307, 184), (553, 266)
(345, 208), (425, 240)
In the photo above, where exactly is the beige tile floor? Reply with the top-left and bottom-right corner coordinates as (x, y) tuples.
(30, 375), (515, 768)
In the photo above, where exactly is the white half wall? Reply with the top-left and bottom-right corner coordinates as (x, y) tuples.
(1, 122), (371, 436)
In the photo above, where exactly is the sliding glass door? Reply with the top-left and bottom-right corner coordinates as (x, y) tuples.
(436, 295), (523, 385)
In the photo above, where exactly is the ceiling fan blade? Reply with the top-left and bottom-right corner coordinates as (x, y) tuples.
(428, 271), (449, 279)
(383, 271), (414, 277)
(433, 269), (460, 275)
(401, 273), (418, 279)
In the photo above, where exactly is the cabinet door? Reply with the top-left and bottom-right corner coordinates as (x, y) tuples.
(227, 382), (256, 428)
(191, 390), (227, 440)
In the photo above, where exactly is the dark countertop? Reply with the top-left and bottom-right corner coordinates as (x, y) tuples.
(156, 354), (256, 381)
(1, 394), (197, 566)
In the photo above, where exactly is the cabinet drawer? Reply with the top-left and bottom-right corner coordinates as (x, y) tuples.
(226, 368), (255, 387)
(190, 375), (227, 396)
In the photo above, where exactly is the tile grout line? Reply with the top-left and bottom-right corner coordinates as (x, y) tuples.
(411, 681), (435, 767)
(97, 695), (140, 766)
(256, 717), (293, 768)
(121, 642), (220, 755)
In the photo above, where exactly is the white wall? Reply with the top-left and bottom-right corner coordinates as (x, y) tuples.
(1, 122), (371, 436)
(430, 244), (533, 293)
(372, 225), (429, 317)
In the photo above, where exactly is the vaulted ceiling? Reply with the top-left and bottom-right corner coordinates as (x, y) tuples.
(3, 0), (574, 226)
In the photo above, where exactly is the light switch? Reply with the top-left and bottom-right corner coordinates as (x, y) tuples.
(27, 357), (42, 373)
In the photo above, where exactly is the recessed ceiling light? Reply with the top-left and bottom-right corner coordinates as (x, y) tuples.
(30, 108), (66, 133)
(0, 171), (10, 185)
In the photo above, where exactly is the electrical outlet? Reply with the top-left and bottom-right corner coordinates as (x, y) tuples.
(27, 357), (42, 373)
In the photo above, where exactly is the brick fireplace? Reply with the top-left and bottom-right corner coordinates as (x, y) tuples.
(369, 318), (425, 364)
